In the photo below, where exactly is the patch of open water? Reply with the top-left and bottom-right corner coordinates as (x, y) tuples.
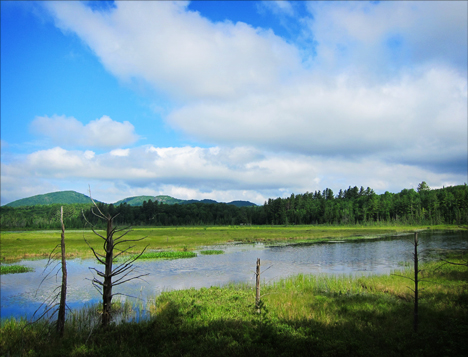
(1, 230), (466, 321)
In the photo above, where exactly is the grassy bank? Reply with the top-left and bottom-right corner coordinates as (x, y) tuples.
(1, 224), (462, 262)
(1, 258), (467, 356)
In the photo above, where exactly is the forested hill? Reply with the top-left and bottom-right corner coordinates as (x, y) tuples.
(5, 192), (256, 208)
(4, 191), (94, 208)
(114, 195), (185, 206)
(1, 183), (467, 229)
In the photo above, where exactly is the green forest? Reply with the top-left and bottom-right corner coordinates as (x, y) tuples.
(1, 182), (467, 229)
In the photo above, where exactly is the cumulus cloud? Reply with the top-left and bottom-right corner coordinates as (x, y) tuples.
(305, 1), (468, 76)
(169, 66), (467, 173)
(9, 1), (462, 206)
(43, 2), (467, 173)
(30, 115), (140, 149)
(2, 145), (465, 205)
(45, 1), (302, 101)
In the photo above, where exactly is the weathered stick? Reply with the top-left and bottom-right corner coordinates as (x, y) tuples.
(255, 258), (261, 313)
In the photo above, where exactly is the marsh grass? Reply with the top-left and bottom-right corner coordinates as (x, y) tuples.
(136, 251), (197, 260)
(0, 264), (34, 275)
(1, 224), (457, 261)
(200, 250), (224, 255)
(2, 259), (467, 356)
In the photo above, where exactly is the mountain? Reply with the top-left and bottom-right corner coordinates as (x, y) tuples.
(114, 196), (256, 207)
(184, 199), (218, 205)
(226, 200), (257, 207)
(113, 195), (185, 206)
(5, 191), (257, 208)
(4, 190), (94, 208)
(113, 196), (158, 206)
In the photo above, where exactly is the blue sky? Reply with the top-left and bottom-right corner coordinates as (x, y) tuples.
(1, 1), (467, 205)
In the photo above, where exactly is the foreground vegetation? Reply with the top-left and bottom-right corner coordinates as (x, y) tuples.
(1, 258), (466, 356)
(1, 225), (461, 262)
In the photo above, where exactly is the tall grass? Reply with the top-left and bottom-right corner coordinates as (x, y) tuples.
(1, 258), (466, 356)
(2, 225), (458, 261)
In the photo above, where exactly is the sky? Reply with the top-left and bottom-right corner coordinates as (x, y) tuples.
(1, 1), (467, 206)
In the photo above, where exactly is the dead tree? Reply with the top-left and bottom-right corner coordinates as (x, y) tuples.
(393, 232), (424, 333)
(83, 194), (148, 327)
(31, 206), (70, 336)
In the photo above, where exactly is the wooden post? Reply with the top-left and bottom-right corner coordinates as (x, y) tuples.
(57, 206), (67, 337)
(255, 258), (261, 313)
(413, 232), (419, 333)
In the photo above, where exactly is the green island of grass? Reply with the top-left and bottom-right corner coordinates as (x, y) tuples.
(136, 251), (197, 260)
(200, 249), (224, 255)
(0, 265), (34, 275)
(1, 257), (466, 356)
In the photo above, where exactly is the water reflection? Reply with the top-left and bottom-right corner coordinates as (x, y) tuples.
(1, 230), (466, 321)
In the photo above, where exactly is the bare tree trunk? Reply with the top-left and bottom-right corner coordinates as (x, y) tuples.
(57, 206), (67, 337)
(255, 258), (261, 313)
(84, 190), (149, 328)
(102, 217), (114, 327)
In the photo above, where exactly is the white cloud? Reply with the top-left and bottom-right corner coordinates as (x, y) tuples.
(45, 1), (302, 101)
(43, 2), (467, 174)
(168, 66), (467, 172)
(84, 150), (95, 160)
(110, 148), (130, 157)
(10, 1), (463, 206)
(259, 1), (295, 17)
(30, 115), (140, 149)
(305, 1), (468, 75)
(2, 145), (465, 205)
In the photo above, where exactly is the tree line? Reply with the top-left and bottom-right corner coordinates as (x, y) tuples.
(1, 182), (467, 229)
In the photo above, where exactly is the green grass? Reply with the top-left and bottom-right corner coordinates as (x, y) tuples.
(200, 250), (224, 255)
(1, 224), (459, 262)
(1, 258), (467, 356)
(136, 251), (197, 260)
(0, 264), (34, 275)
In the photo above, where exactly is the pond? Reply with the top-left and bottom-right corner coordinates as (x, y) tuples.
(1, 230), (467, 321)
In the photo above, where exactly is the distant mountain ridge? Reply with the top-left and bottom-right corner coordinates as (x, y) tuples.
(5, 191), (257, 208)
(112, 195), (256, 207)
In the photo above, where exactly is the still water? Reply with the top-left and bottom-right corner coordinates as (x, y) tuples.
(1, 230), (467, 321)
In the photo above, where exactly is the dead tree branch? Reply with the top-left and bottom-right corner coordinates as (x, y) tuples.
(85, 189), (149, 327)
